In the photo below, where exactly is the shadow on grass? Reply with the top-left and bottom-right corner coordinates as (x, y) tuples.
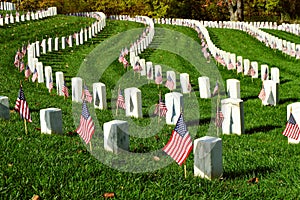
(243, 95), (261, 101)
(223, 166), (274, 180)
(186, 117), (210, 127)
(278, 98), (299, 105)
(245, 125), (281, 135)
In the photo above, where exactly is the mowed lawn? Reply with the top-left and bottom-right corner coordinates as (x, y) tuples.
(0, 15), (300, 199)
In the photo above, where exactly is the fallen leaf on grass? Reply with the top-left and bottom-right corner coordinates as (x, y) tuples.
(35, 128), (41, 131)
(103, 192), (115, 198)
(247, 177), (259, 184)
(32, 195), (40, 200)
(153, 156), (160, 161)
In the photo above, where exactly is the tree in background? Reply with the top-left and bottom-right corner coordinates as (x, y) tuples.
(11, 0), (300, 22)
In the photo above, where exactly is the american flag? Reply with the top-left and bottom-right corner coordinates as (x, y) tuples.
(236, 61), (243, 73)
(258, 85), (266, 101)
(227, 60), (234, 70)
(14, 85), (32, 122)
(248, 65), (256, 77)
(155, 71), (163, 85)
(20, 62), (25, 72)
(282, 112), (300, 140)
(22, 45), (27, 55)
(147, 67), (152, 79)
(14, 51), (20, 67)
(215, 109), (224, 128)
(133, 61), (141, 72)
(62, 82), (69, 98)
(48, 77), (53, 93)
(31, 68), (38, 82)
(165, 75), (175, 91)
(154, 96), (168, 117)
(162, 113), (193, 166)
(212, 81), (219, 96)
(82, 84), (93, 103)
(25, 65), (31, 78)
(76, 101), (95, 144)
(118, 55), (124, 63)
(122, 57), (129, 68)
(116, 89), (126, 110)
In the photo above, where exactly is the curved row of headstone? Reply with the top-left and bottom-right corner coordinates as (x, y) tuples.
(205, 21), (300, 59)
(13, 11), (106, 79)
(0, 1), (15, 10)
(0, 7), (57, 27)
(253, 21), (300, 36)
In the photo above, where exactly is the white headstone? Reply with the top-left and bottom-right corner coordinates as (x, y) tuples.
(35, 41), (40, 57)
(226, 79), (240, 98)
(88, 26), (92, 39)
(165, 92), (183, 125)
(286, 103), (300, 144)
(61, 36), (66, 49)
(36, 62), (44, 83)
(48, 38), (52, 52)
(236, 56), (243, 73)
(166, 71), (176, 90)
(243, 59), (250, 75)
(0, 96), (9, 120)
(139, 59), (146, 76)
(75, 33), (79, 46)
(104, 120), (129, 154)
(180, 73), (191, 94)
(262, 80), (278, 106)
(40, 108), (63, 134)
(271, 67), (280, 84)
(55, 72), (64, 96)
(54, 37), (59, 51)
(93, 82), (107, 110)
(71, 77), (83, 103)
(124, 87), (142, 118)
(0, 18), (3, 26)
(80, 30), (84, 45)
(154, 65), (162, 84)
(44, 66), (53, 89)
(221, 98), (245, 135)
(198, 76), (211, 99)
(146, 61), (153, 80)
(250, 61), (259, 78)
(194, 136), (222, 180)
(68, 35), (72, 48)
(41, 39), (46, 54)
(84, 28), (88, 42)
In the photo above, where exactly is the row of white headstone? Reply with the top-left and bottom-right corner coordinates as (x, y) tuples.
(204, 20), (300, 59)
(154, 18), (282, 87)
(0, 1), (15, 11)
(0, 7), (57, 26)
(26, 12), (106, 73)
(116, 15), (155, 58)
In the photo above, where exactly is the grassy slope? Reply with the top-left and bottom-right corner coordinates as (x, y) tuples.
(0, 17), (299, 199)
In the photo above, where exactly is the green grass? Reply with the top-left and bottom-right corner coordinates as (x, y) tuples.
(1, 17), (300, 199)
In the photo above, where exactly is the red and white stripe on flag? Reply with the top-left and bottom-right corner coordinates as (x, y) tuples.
(282, 113), (300, 140)
(76, 102), (95, 144)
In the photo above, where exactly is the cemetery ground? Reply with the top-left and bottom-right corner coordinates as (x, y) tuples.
(1, 15), (300, 199)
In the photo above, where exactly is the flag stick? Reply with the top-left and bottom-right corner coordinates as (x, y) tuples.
(90, 141), (93, 152)
(184, 162), (187, 179)
(24, 119), (28, 135)
(116, 85), (120, 116)
(158, 91), (161, 124)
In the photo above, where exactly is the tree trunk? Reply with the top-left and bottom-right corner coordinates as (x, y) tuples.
(227, 0), (244, 21)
